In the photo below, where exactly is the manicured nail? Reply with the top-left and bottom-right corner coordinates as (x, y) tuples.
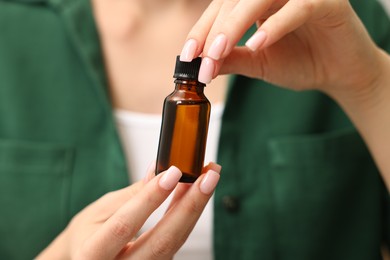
(208, 162), (222, 174)
(180, 39), (198, 62)
(144, 161), (156, 183)
(245, 30), (267, 52)
(159, 166), (182, 190)
(200, 170), (220, 195)
(207, 33), (227, 60)
(198, 57), (215, 84)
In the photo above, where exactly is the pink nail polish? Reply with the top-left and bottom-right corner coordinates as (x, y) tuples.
(198, 57), (215, 84)
(208, 162), (222, 174)
(200, 170), (220, 195)
(159, 166), (182, 190)
(245, 30), (267, 52)
(207, 33), (227, 60)
(180, 39), (198, 62)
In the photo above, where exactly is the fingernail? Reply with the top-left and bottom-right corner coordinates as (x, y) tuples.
(245, 30), (267, 52)
(207, 33), (227, 60)
(144, 160), (156, 183)
(159, 166), (182, 190)
(180, 39), (198, 62)
(198, 57), (215, 84)
(200, 170), (220, 195)
(208, 162), (222, 174)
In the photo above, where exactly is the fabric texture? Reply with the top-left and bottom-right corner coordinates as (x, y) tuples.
(0, 0), (129, 258)
(214, 1), (390, 259)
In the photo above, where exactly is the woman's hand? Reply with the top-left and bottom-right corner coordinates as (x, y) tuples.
(181, 0), (386, 98)
(180, 0), (390, 189)
(36, 163), (221, 260)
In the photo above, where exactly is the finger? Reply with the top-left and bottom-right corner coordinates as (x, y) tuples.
(83, 161), (157, 221)
(220, 44), (299, 84)
(183, 0), (238, 82)
(126, 169), (221, 259)
(245, 0), (324, 51)
(204, 0), (275, 59)
(219, 46), (265, 78)
(180, 0), (224, 61)
(143, 160), (156, 184)
(166, 183), (192, 213)
(196, 0), (275, 83)
(166, 162), (222, 213)
(82, 181), (144, 223)
(77, 166), (182, 260)
(203, 161), (223, 173)
(194, 0), (238, 83)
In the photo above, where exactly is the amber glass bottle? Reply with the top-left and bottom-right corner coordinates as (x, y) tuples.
(156, 56), (211, 183)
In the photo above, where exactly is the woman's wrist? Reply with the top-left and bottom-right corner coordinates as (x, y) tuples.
(332, 48), (390, 189)
(331, 47), (389, 114)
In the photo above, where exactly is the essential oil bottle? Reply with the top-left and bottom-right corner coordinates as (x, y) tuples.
(156, 56), (211, 183)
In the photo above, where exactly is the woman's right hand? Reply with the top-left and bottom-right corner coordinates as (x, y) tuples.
(36, 163), (221, 260)
(181, 0), (388, 99)
(180, 0), (390, 190)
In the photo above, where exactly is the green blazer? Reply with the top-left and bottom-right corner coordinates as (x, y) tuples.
(0, 0), (389, 259)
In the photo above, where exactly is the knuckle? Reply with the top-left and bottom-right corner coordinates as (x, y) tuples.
(226, 13), (245, 29)
(297, 0), (316, 13)
(182, 197), (204, 215)
(144, 190), (163, 207)
(110, 217), (134, 242)
(223, 0), (239, 5)
(150, 234), (178, 258)
(211, 0), (224, 7)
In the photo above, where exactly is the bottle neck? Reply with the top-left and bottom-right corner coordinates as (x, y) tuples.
(174, 78), (206, 93)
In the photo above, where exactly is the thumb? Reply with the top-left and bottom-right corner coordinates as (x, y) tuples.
(218, 46), (266, 80)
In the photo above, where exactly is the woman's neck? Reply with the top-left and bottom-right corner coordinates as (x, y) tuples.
(92, 0), (227, 114)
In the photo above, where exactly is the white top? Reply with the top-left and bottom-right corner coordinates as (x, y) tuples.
(114, 103), (224, 260)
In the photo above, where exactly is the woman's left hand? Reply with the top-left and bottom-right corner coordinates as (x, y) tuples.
(36, 162), (221, 260)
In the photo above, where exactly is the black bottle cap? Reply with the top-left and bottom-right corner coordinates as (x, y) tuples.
(173, 55), (202, 80)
